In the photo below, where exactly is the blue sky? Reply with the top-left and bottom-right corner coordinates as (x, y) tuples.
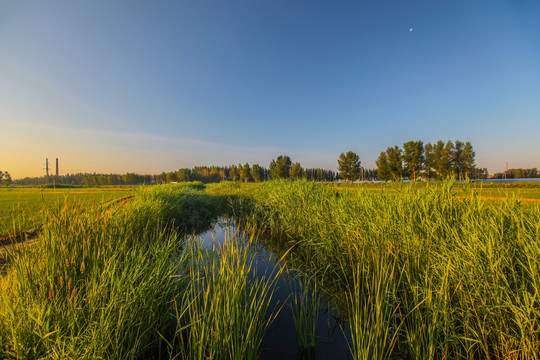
(1, 0), (539, 178)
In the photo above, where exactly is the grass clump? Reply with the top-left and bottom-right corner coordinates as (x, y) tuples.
(0, 201), (186, 359)
(288, 272), (321, 351)
(124, 182), (221, 234)
(171, 229), (280, 360)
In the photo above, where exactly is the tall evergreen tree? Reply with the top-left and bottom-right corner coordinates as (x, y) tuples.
(337, 151), (361, 181)
(402, 141), (424, 180)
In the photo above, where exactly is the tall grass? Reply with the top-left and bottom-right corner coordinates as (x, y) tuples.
(288, 274), (321, 351)
(3, 180), (538, 359)
(0, 199), (186, 359)
(0, 183), (280, 359)
(172, 229), (280, 360)
(226, 180), (540, 359)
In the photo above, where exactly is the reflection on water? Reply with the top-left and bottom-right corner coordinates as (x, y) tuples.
(187, 220), (351, 360)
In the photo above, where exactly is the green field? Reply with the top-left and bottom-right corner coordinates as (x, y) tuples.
(2, 182), (539, 238)
(0, 186), (136, 237)
(330, 180), (540, 201)
(1, 181), (539, 359)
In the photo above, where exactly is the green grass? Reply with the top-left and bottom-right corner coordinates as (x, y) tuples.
(332, 180), (540, 200)
(172, 229), (280, 360)
(0, 182), (281, 359)
(0, 186), (136, 237)
(219, 180), (540, 359)
(2, 180), (539, 359)
(288, 271), (321, 350)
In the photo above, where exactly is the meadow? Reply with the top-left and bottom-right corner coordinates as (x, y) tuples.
(0, 181), (539, 359)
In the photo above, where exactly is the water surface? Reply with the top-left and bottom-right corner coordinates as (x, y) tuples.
(189, 220), (351, 360)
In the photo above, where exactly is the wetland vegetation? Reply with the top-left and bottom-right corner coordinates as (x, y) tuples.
(1, 180), (539, 359)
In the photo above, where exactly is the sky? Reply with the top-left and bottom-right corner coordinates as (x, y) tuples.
(1, 0), (539, 178)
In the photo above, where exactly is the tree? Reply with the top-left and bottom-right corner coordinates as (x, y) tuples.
(209, 167), (221, 182)
(423, 142), (437, 180)
(289, 162), (303, 179)
(166, 172), (178, 183)
(0, 171), (11, 186)
(376, 152), (391, 181)
(386, 146), (403, 181)
(452, 140), (465, 179)
(402, 141), (424, 181)
(240, 163), (252, 182)
(177, 168), (191, 182)
(337, 151), (361, 181)
(251, 164), (263, 183)
(434, 140), (453, 179)
(157, 172), (167, 184)
(229, 165), (240, 181)
(461, 142), (476, 179)
(269, 155), (292, 179)
(472, 167), (489, 180)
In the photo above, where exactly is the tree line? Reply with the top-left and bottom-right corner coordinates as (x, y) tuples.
(13, 142), (534, 186)
(375, 140), (485, 181)
(12, 158), (339, 186)
(491, 168), (539, 179)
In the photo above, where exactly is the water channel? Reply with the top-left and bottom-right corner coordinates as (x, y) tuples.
(188, 219), (352, 360)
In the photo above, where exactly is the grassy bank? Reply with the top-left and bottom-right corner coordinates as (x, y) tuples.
(219, 180), (540, 359)
(0, 182), (279, 359)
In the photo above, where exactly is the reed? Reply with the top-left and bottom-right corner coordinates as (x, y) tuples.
(173, 228), (280, 360)
(225, 180), (540, 359)
(0, 199), (186, 359)
(0, 183), (280, 359)
(288, 271), (321, 350)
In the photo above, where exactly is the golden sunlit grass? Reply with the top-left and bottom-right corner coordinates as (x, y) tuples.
(0, 186), (136, 237)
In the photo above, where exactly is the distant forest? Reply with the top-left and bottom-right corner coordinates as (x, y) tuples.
(12, 158), (344, 186)
(491, 168), (539, 179)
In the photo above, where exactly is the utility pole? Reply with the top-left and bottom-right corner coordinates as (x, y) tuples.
(504, 161), (508, 179)
(56, 158), (59, 176)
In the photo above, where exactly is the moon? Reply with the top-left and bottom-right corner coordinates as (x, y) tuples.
(409, 27), (413, 32)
